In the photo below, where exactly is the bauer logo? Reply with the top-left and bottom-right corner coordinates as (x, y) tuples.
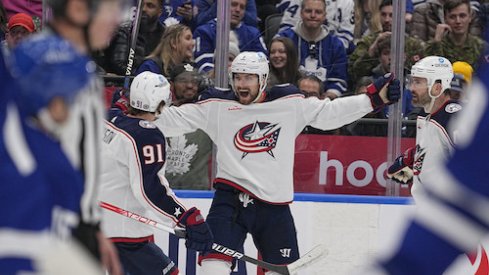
(212, 244), (244, 259)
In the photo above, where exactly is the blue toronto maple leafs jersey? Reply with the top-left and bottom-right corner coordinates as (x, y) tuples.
(193, 19), (267, 73)
(99, 115), (188, 238)
(277, 26), (348, 96)
(0, 51), (83, 273)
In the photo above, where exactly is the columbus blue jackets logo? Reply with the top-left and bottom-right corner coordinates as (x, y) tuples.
(234, 121), (281, 159)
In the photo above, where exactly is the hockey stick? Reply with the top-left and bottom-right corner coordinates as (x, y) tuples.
(123, 0), (144, 90)
(99, 201), (326, 275)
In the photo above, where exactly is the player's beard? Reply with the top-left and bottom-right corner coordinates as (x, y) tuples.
(412, 90), (431, 108)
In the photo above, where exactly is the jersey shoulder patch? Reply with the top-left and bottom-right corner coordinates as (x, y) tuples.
(445, 103), (462, 113)
(139, 120), (157, 129)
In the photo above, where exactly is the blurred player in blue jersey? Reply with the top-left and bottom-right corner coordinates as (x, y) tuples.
(0, 45), (105, 274)
(7, 0), (127, 273)
(365, 32), (489, 275)
(151, 51), (401, 274)
(99, 71), (213, 275)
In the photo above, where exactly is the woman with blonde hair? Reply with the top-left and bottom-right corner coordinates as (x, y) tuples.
(135, 23), (194, 76)
(353, 0), (383, 40)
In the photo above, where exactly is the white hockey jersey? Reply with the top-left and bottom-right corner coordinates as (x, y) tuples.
(99, 115), (187, 238)
(411, 100), (462, 198)
(154, 94), (373, 203)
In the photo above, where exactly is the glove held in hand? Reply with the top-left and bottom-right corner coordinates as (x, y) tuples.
(178, 207), (213, 252)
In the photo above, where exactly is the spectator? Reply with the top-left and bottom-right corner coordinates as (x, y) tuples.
(165, 63), (213, 190)
(278, 0), (348, 100)
(135, 23), (193, 76)
(267, 36), (301, 88)
(0, 2), (8, 40)
(453, 60), (474, 83)
(206, 30), (241, 83)
(425, 0), (486, 68)
(194, 0), (258, 28)
(449, 60), (474, 100)
(410, 0), (482, 41)
(3, 0), (41, 28)
(169, 62), (202, 105)
(353, 0), (383, 39)
(193, 0), (267, 73)
(277, 0), (356, 53)
(349, 0), (425, 86)
(297, 74), (324, 98)
(160, 0), (196, 28)
(103, 0), (165, 75)
(2, 13), (35, 55)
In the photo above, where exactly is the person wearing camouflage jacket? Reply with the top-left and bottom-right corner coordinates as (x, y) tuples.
(425, 0), (486, 68)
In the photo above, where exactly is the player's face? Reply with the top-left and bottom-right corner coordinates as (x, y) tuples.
(89, 0), (123, 50)
(409, 77), (431, 107)
(234, 73), (260, 105)
(176, 28), (195, 61)
(301, 0), (326, 30)
(230, 0), (246, 28)
(270, 41), (287, 69)
(445, 4), (471, 35)
(380, 5), (393, 32)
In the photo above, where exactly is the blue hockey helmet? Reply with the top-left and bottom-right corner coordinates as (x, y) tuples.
(9, 35), (96, 117)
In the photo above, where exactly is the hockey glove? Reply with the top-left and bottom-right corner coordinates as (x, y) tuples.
(178, 207), (214, 252)
(366, 73), (401, 110)
(111, 89), (129, 113)
(387, 147), (415, 185)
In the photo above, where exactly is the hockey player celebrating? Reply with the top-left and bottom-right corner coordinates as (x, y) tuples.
(152, 51), (401, 274)
(99, 71), (214, 275)
(363, 35), (489, 275)
(8, 0), (125, 272)
(387, 56), (460, 199)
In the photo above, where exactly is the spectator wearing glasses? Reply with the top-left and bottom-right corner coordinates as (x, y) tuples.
(165, 63), (214, 190)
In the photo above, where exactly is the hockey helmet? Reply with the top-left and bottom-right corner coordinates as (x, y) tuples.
(229, 51), (269, 103)
(411, 56), (454, 96)
(130, 71), (172, 112)
(10, 36), (95, 117)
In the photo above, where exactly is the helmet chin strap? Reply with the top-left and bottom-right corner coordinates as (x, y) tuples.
(424, 81), (443, 113)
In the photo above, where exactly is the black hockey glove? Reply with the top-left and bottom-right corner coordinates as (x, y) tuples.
(72, 221), (101, 260)
(178, 207), (214, 252)
(366, 73), (401, 110)
(387, 147), (415, 185)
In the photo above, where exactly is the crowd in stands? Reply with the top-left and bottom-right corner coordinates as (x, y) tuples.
(0, 0), (486, 189)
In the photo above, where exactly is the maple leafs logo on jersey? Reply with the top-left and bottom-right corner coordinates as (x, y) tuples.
(234, 121), (281, 159)
(166, 135), (198, 175)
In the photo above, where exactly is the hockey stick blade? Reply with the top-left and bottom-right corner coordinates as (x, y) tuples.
(286, 244), (327, 274)
(99, 201), (326, 274)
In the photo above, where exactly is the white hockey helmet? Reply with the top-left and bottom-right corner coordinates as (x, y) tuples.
(411, 56), (454, 96)
(229, 51), (269, 103)
(130, 71), (172, 112)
